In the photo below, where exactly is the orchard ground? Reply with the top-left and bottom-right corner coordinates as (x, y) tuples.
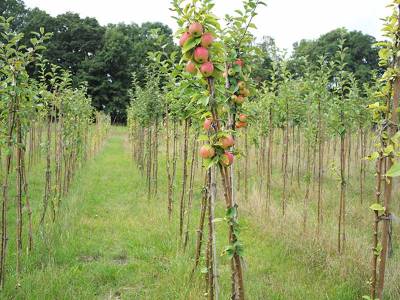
(2, 127), (379, 300)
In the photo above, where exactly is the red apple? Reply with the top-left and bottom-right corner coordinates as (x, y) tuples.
(221, 151), (234, 166)
(238, 114), (247, 122)
(236, 121), (248, 128)
(199, 145), (215, 159)
(200, 62), (214, 77)
(235, 59), (244, 67)
(220, 135), (234, 149)
(194, 47), (209, 63)
(203, 118), (213, 130)
(201, 32), (214, 48)
(179, 32), (191, 47)
(189, 22), (203, 37)
(185, 61), (197, 74)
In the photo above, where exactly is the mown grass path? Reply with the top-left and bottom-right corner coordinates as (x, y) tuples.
(6, 128), (361, 299)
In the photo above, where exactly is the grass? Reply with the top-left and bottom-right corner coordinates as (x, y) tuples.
(2, 127), (388, 299)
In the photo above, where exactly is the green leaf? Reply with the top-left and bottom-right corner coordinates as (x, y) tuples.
(386, 162), (400, 177)
(369, 203), (385, 212)
(203, 156), (218, 169)
(212, 218), (224, 223)
(226, 207), (237, 219)
(222, 245), (234, 258)
(364, 152), (379, 161)
(373, 243), (383, 256)
(198, 134), (210, 141)
(182, 36), (200, 54)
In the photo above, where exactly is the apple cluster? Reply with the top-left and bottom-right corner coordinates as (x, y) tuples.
(199, 118), (235, 166)
(179, 22), (215, 77)
(226, 60), (250, 129)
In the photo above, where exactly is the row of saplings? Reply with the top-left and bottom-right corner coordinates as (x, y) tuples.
(179, 21), (250, 166)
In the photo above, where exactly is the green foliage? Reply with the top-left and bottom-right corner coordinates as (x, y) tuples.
(291, 28), (380, 84)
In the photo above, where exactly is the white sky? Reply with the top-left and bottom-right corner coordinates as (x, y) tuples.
(23, 0), (389, 50)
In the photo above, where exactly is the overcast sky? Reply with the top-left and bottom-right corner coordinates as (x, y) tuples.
(23, 0), (389, 50)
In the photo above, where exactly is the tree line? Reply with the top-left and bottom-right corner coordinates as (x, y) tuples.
(1, 0), (380, 122)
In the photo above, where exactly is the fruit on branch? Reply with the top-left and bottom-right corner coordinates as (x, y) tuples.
(228, 68), (236, 76)
(235, 59), (244, 67)
(236, 121), (248, 128)
(240, 88), (250, 97)
(179, 32), (191, 47)
(203, 118), (213, 130)
(194, 47), (209, 63)
(200, 62), (214, 77)
(238, 114), (247, 122)
(233, 95), (245, 105)
(238, 81), (246, 89)
(201, 32), (214, 48)
(221, 151), (234, 166)
(186, 61), (197, 74)
(223, 71), (228, 78)
(189, 22), (203, 37)
(199, 145), (216, 159)
(220, 135), (235, 149)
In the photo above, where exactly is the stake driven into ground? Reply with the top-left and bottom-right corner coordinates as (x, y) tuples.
(4, 127), (367, 299)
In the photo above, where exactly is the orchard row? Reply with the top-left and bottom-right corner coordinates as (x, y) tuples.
(0, 17), (111, 289)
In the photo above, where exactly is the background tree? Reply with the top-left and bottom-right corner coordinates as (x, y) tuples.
(291, 28), (380, 84)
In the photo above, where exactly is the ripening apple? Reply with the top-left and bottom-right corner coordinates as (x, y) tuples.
(221, 151), (234, 166)
(201, 32), (214, 48)
(185, 61), (197, 74)
(189, 22), (203, 37)
(194, 47), (209, 63)
(238, 114), (247, 122)
(236, 121), (248, 128)
(240, 88), (250, 97)
(200, 62), (214, 77)
(203, 118), (213, 130)
(228, 68), (236, 76)
(179, 32), (191, 47)
(220, 135), (235, 149)
(235, 59), (244, 67)
(199, 145), (215, 159)
(238, 81), (246, 89)
(233, 95), (245, 105)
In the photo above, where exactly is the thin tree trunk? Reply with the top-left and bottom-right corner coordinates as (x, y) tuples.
(166, 108), (173, 220)
(179, 119), (190, 240)
(338, 132), (346, 254)
(370, 151), (383, 299)
(41, 113), (52, 226)
(377, 47), (400, 298)
(303, 143), (311, 233)
(0, 95), (16, 288)
(266, 110), (274, 213)
(193, 174), (208, 273)
(207, 167), (219, 300)
(282, 110), (289, 216)
(184, 133), (198, 250)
